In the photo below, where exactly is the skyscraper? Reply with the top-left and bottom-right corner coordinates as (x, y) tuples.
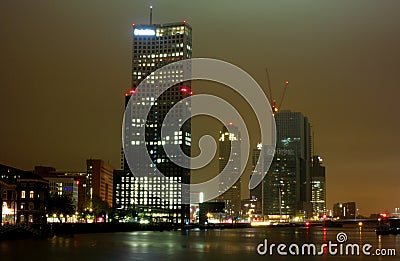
(255, 110), (312, 219)
(115, 21), (192, 225)
(311, 155), (326, 217)
(217, 124), (241, 217)
(249, 144), (264, 215)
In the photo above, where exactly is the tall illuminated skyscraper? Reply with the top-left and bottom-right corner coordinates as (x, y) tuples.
(114, 21), (192, 225)
(217, 124), (241, 217)
(255, 110), (312, 218)
(311, 155), (326, 217)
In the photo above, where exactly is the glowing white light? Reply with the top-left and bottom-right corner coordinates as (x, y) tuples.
(134, 29), (156, 36)
(199, 192), (204, 203)
(251, 221), (271, 226)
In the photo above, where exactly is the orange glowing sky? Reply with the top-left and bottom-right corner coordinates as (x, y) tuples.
(1, 0), (399, 215)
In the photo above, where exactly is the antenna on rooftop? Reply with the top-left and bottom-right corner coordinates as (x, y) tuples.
(149, 5), (153, 24)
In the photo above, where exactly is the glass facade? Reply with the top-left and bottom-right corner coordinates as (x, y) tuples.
(254, 110), (312, 218)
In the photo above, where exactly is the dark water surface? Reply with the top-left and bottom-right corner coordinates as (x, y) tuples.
(1, 227), (399, 260)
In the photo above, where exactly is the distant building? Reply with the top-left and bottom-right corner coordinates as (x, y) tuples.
(86, 159), (114, 207)
(250, 144), (264, 214)
(62, 172), (87, 211)
(241, 196), (262, 216)
(199, 202), (225, 224)
(311, 156), (326, 217)
(252, 111), (312, 218)
(46, 177), (78, 209)
(333, 202), (356, 219)
(34, 166), (87, 211)
(215, 124), (241, 217)
(392, 208), (400, 218)
(0, 164), (48, 224)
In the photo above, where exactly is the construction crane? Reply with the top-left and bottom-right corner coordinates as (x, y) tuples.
(264, 67), (290, 114)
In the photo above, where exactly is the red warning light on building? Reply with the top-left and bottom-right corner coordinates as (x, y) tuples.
(125, 88), (137, 96)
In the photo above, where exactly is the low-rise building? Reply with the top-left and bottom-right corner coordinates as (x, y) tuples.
(34, 166), (86, 211)
(0, 164), (48, 224)
(333, 202), (356, 219)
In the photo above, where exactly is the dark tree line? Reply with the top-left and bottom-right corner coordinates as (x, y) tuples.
(46, 193), (75, 223)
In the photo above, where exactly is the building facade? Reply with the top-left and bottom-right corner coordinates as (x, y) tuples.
(333, 202), (356, 219)
(116, 21), (192, 225)
(216, 124), (241, 217)
(63, 172), (87, 212)
(86, 159), (114, 208)
(35, 166), (87, 212)
(0, 164), (48, 224)
(0, 179), (17, 224)
(241, 197), (262, 218)
(46, 177), (78, 210)
(252, 110), (312, 219)
(250, 144), (264, 214)
(113, 169), (136, 213)
(311, 155), (326, 217)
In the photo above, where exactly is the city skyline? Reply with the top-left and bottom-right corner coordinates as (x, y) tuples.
(1, 1), (400, 215)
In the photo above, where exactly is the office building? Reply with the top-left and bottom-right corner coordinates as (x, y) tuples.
(241, 197), (262, 217)
(216, 124), (241, 217)
(311, 155), (326, 217)
(333, 202), (356, 219)
(250, 144), (263, 214)
(35, 166), (87, 212)
(116, 21), (192, 224)
(113, 169), (136, 212)
(63, 172), (87, 212)
(86, 159), (114, 207)
(47, 177), (78, 209)
(253, 110), (312, 218)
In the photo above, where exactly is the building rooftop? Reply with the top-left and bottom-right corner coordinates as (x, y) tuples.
(0, 163), (46, 184)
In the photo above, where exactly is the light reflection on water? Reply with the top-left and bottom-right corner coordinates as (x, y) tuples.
(1, 227), (399, 260)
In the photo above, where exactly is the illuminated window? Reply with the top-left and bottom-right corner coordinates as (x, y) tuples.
(30, 191), (34, 199)
(21, 191), (26, 198)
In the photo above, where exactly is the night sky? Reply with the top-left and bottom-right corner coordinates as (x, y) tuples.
(1, 0), (399, 215)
